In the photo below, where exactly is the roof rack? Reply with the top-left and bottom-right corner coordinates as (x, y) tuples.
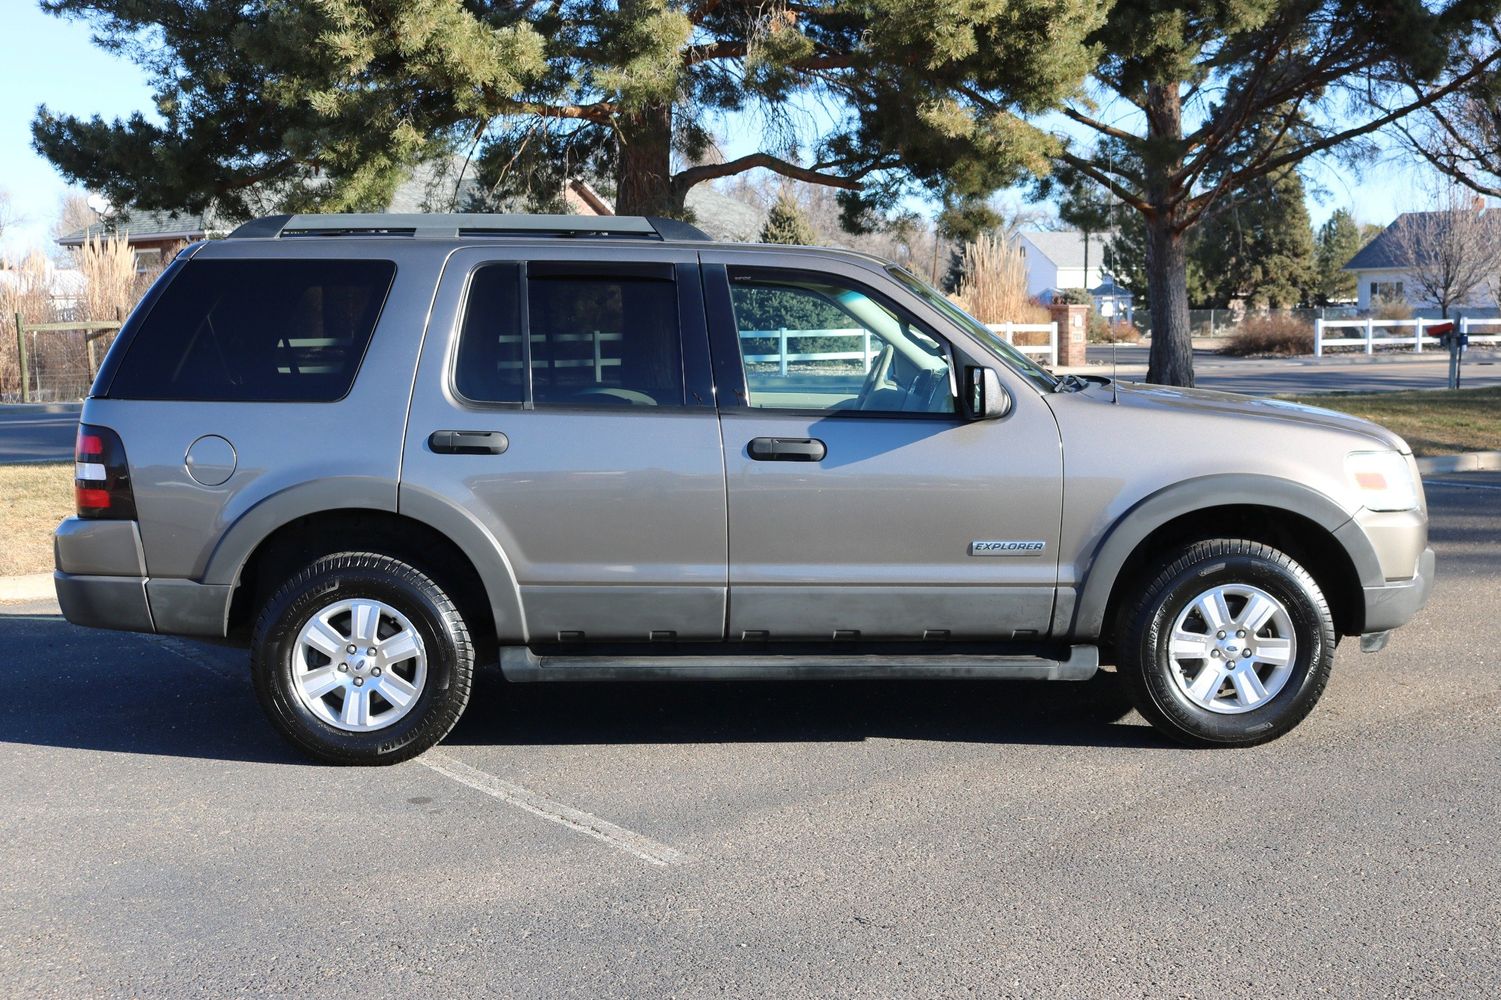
(226, 213), (711, 242)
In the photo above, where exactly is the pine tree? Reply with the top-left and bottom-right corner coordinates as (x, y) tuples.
(1313, 210), (1364, 305)
(759, 193), (818, 245)
(1195, 149), (1317, 309)
(32, 1), (1102, 221)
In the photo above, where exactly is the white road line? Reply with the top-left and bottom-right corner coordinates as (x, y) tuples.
(421, 751), (686, 868)
(1424, 479), (1501, 492)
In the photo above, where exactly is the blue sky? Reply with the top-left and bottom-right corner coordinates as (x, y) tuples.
(0, 2), (1443, 256)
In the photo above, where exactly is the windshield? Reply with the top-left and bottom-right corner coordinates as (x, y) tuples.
(886, 265), (1059, 391)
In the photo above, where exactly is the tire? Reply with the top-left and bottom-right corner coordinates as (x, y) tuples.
(1117, 539), (1335, 747)
(251, 552), (473, 765)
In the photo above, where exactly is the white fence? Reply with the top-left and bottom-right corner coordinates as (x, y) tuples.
(985, 322), (1059, 368)
(1313, 316), (1501, 356)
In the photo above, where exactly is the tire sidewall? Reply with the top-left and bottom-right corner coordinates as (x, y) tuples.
(254, 562), (464, 763)
(1138, 551), (1331, 744)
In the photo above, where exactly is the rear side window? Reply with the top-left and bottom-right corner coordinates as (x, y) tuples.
(108, 259), (395, 401)
(455, 265), (684, 407)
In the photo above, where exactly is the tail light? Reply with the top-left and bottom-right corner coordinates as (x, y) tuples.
(75, 424), (136, 520)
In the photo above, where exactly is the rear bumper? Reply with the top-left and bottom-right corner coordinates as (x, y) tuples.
(54, 572), (155, 633)
(1362, 545), (1436, 634)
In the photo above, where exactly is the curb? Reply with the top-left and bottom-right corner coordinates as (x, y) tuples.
(1416, 451), (1501, 474)
(0, 573), (55, 603)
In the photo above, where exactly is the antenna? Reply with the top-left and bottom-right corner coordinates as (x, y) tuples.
(1111, 337), (1119, 404)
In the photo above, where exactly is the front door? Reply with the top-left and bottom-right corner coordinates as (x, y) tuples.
(403, 248), (726, 643)
(702, 254), (1063, 641)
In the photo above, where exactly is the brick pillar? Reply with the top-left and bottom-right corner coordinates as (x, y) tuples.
(1047, 302), (1089, 368)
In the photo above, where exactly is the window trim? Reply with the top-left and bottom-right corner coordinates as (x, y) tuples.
(100, 256), (397, 404)
(450, 260), (710, 413)
(704, 264), (964, 421)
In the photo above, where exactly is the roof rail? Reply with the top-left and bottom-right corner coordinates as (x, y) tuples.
(225, 213), (711, 242)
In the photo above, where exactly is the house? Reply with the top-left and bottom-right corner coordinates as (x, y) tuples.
(55, 156), (486, 266)
(1017, 229), (1130, 315)
(56, 209), (226, 273)
(1343, 210), (1501, 312)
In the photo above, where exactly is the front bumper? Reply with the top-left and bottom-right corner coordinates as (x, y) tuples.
(1362, 545), (1436, 634)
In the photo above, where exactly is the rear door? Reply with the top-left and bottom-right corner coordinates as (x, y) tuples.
(402, 246), (727, 643)
(702, 252), (1063, 641)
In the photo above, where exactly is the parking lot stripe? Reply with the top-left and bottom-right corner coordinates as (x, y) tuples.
(420, 751), (687, 867)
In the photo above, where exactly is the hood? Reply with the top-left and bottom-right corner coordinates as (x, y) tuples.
(1096, 381), (1410, 453)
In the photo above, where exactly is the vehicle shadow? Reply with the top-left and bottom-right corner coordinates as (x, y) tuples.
(448, 667), (1170, 750)
(1, 613), (1171, 762)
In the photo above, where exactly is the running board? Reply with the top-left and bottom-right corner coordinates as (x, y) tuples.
(499, 645), (1099, 683)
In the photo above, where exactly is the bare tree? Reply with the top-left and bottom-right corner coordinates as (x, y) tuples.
(51, 191), (101, 244)
(0, 189), (19, 243)
(1390, 187), (1501, 318)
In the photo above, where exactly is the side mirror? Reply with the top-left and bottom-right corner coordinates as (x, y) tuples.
(965, 366), (1012, 420)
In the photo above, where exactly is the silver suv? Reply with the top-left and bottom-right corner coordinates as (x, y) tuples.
(54, 213), (1435, 764)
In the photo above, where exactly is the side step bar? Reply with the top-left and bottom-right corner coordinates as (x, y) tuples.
(500, 645), (1099, 683)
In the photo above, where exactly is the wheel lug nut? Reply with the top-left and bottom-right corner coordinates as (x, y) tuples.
(367, 647), (376, 656)
(1237, 630), (1246, 638)
(353, 676), (364, 687)
(1211, 650), (1221, 658)
(338, 663), (348, 672)
(1217, 631), (1226, 639)
(372, 667), (382, 676)
(347, 644), (357, 654)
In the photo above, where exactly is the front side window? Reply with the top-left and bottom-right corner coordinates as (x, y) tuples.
(727, 269), (955, 414)
(109, 258), (395, 401)
(455, 265), (684, 407)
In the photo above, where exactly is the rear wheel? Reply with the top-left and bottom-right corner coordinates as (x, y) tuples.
(251, 552), (473, 765)
(1118, 539), (1335, 747)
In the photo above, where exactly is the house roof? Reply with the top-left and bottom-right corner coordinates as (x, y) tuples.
(56, 208), (224, 247)
(684, 185), (765, 242)
(1344, 209), (1501, 270)
(1020, 229), (1104, 269)
(1090, 276), (1132, 298)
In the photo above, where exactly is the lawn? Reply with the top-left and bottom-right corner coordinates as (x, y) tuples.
(0, 463), (73, 577)
(1280, 385), (1501, 457)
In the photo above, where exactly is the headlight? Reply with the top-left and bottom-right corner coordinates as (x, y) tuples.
(1346, 451), (1419, 511)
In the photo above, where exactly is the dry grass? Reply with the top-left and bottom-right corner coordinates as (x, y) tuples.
(953, 234), (1050, 325)
(0, 463), (74, 576)
(1282, 385), (1501, 456)
(1221, 314), (1315, 356)
(74, 232), (137, 322)
(0, 252), (59, 399)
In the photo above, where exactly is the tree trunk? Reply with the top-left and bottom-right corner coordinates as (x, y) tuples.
(614, 102), (676, 217)
(1145, 211), (1194, 386)
(1142, 81), (1195, 387)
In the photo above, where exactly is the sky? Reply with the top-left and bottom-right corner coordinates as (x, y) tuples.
(0, 2), (1452, 258)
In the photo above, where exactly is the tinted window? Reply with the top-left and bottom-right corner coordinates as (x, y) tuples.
(529, 276), (682, 406)
(727, 270), (955, 414)
(109, 259), (394, 401)
(454, 268), (684, 407)
(453, 264), (524, 404)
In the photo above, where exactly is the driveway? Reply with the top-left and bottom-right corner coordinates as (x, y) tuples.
(2, 473), (1497, 998)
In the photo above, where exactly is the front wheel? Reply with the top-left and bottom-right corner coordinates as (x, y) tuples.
(1118, 539), (1335, 747)
(251, 552), (474, 765)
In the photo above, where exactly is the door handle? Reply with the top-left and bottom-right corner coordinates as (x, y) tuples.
(747, 437), (826, 462)
(429, 430), (508, 455)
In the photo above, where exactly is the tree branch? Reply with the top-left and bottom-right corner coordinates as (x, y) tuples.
(1056, 151), (1151, 214)
(672, 152), (862, 192)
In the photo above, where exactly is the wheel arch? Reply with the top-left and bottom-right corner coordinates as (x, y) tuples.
(214, 488), (525, 654)
(1070, 474), (1379, 645)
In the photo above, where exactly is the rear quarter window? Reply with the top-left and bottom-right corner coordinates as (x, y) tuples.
(106, 258), (396, 401)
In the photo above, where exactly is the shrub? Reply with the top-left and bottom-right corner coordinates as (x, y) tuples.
(0, 252), (60, 400)
(1371, 295), (1413, 321)
(1087, 312), (1139, 343)
(1221, 314), (1315, 356)
(955, 233), (1046, 325)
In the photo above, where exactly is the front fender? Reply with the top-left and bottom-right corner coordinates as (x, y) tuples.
(1062, 473), (1381, 639)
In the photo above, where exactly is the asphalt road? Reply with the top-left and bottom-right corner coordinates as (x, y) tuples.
(0, 404), (81, 465)
(1080, 346), (1501, 394)
(2, 474), (1499, 998)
